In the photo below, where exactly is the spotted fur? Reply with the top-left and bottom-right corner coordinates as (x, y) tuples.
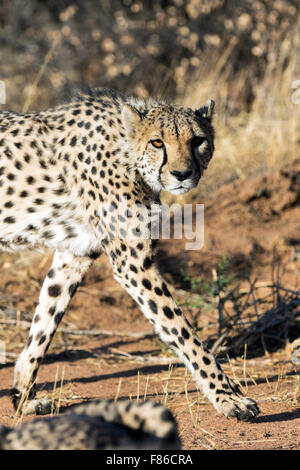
(0, 399), (180, 450)
(0, 87), (259, 420)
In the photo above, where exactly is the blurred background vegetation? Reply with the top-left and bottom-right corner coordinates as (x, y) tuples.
(0, 0), (299, 197)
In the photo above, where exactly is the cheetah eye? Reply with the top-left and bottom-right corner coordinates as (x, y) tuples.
(150, 139), (164, 149)
(191, 136), (207, 149)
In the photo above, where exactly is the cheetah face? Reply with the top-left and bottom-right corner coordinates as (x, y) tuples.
(122, 101), (215, 194)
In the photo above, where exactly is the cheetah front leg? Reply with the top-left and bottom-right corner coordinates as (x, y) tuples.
(12, 250), (95, 415)
(109, 240), (259, 421)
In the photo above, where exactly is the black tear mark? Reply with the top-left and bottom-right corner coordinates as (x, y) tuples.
(158, 146), (168, 185)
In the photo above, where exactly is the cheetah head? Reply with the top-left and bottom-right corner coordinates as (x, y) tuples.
(121, 100), (215, 194)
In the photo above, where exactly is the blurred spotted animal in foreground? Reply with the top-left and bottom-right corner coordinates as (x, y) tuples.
(0, 400), (180, 450)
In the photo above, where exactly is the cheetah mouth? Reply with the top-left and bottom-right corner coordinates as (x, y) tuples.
(169, 186), (192, 195)
(168, 182), (199, 195)
(169, 187), (189, 195)
(167, 176), (200, 194)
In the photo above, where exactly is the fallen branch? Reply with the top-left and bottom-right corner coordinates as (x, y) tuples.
(104, 348), (180, 365)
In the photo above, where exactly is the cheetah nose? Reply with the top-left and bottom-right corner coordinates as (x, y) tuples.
(170, 169), (193, 182)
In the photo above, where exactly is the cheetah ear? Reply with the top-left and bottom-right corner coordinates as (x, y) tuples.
(122, 104), (143, 132)
(195, 99), (215, 122)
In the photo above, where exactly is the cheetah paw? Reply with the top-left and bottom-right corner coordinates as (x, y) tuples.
(216, 395), (259, 421)
(21, 398), (55, 416)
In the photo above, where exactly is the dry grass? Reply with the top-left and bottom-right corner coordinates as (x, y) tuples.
(93, 347), (299, 450)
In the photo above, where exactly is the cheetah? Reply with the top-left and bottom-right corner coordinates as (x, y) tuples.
(0, 399), (180, 450)
(0, 87), (259, 420)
